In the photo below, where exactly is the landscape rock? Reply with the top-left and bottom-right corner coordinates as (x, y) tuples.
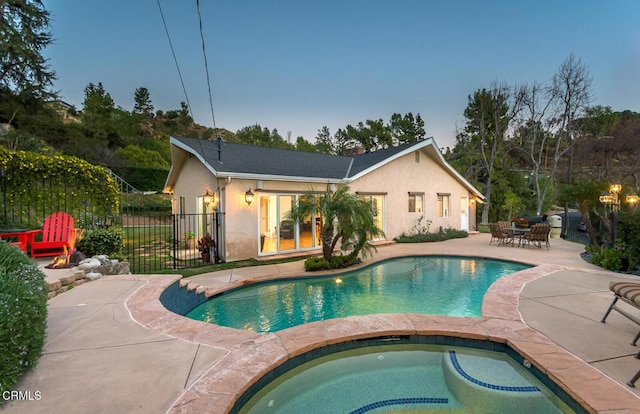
(78, 258), (101, 270)
(85, 272), (102, 281)
(47, 280), (61, 292)
(94, 262), (130, 275)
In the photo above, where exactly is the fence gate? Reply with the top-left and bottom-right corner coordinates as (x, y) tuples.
(123, 212), (224, 274)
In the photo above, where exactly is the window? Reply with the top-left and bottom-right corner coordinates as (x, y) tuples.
(358, 194), (385, 241)
(415, 151), (420, 163)
(437, 193), (450, 217)
(408, 192), (424, 213)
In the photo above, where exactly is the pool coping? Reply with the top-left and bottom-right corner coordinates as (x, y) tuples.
(122, 254), (640, 413)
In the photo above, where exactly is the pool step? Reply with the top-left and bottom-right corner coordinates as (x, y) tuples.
(442, 350), (556, 413)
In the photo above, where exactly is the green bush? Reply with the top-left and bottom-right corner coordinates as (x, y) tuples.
(77, 227), (125, 257)
(119, 193), (172, 212)
(600, 248), (623, 271)
(587, 243), (639, 272)
(0, 242), (48, 397)
(585, 245), (602, 266)
(304, 255), (354, 271)
(395, 228), (468, 243)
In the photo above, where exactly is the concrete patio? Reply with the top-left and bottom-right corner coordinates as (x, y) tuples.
(2, 234), (640, 413)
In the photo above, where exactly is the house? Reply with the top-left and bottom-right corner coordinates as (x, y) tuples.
(164, 136), (485, 262)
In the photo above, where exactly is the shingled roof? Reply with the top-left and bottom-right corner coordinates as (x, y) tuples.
(171, 136), (424, 180)
(168, 136), (485, 199)
(171, 136), (351, 179)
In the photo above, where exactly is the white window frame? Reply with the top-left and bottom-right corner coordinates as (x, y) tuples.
(408, 192), (424, 213)
(437, 193), (450, 217)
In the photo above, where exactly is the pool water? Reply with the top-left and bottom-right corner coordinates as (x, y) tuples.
(239, 344), (574, 414)
(185, 256), (529, 332)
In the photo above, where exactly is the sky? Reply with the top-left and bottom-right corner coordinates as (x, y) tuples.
(42, 0), (640, 149)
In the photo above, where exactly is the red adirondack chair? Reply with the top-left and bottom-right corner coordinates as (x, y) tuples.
(27, 212), (77, 258)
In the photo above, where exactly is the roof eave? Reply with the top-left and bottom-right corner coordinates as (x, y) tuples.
(349, 137), (485, 200)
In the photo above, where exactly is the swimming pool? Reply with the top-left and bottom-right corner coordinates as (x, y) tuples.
(236, 339), (578, 414)
(185, 256), (529, 332)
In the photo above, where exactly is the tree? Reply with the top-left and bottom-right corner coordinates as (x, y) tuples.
(234, 124), (293, 149)
(0, 0), (55, 101)
(345, 119), (392, 151)
(294, 136), (316, 152)
(517, 82), (556, 215)
(133, 87), (154, 118)
(557, 180), (605, 248)
(315, 126), (335, 154)
(459, 83), (525, 224)
(501, 191), (523, 221)
(290, 185), (383, 265)
(389, 112), (425, 145)
(81, 82), (121, 147)
(551, 54), (593, 186)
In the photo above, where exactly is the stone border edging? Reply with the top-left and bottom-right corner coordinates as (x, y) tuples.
(122, 265), (640, 414)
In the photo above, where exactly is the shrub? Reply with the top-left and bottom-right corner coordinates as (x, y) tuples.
(0, 242), (48, 397)
(395, 228), (468, 243)
(600, 248), (623, 271)
(77, 227), (125, 257)
(587, 243), (639, 272)
(585, 245), (602, 266)
(304, 255), (354, 271)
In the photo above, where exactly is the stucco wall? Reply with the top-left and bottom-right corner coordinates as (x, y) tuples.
(350, 149), (474, 239)
(172, 148), (478, 261)
(171, 158), (214, 214)
(222, 180), (329, 261)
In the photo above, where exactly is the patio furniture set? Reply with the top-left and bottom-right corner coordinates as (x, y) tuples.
(488, 222), (551, 249)
(0, 212), (76, 258)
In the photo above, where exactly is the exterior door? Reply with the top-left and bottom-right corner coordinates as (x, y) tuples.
(460, 197), (469, 231)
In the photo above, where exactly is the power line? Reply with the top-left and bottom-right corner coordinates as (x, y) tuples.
(196, 0), (217, 130)
(155, 0), (194, 120)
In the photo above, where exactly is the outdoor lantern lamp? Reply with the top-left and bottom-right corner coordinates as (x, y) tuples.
(245, 189), (254, 206)
(609, 183), (622, 194)
(203, 189), (213, 205)
(599, 183), (631, 247)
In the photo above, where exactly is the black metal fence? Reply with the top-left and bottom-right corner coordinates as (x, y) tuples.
(118, 212), (224, 274)
(561, 213), (591, 246)
(0, 165), (228, 273)
(0, 172), (115, 230)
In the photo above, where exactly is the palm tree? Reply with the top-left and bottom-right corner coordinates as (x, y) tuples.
(290, 185), (384, 265)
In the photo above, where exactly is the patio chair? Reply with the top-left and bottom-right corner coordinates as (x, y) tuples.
(498, 220), (511, 230)
(523, 224), (550, 250)
(488, 223), (513, 246)
(27, 212), (77, 258)
(601, 281), (640, 346)
(628, 352), (640, 387)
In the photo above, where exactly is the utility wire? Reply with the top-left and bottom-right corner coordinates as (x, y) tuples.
(156, 0), (194, 120)
(196, 0), (217, 130)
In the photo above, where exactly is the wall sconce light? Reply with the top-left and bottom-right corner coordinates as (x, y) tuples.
(245, 189), (254, 206)
(203, 189), (213, 205)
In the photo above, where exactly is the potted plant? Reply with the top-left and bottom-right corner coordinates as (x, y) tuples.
(197, 233), (216, 263)
(512, 217), (530, 228)
(183, 231), (196, 249)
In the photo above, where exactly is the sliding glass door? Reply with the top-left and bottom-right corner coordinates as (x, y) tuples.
(258, 194), (322, 255)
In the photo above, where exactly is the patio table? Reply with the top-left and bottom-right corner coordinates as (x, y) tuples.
(0, 229), (33, 253)
(512, 227), (531, 247)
